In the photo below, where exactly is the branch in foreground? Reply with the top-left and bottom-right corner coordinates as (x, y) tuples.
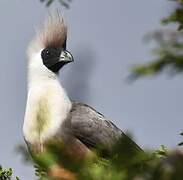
(16, 135), (183, 180)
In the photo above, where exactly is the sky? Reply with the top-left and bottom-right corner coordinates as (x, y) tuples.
(0, 0), (183, 179)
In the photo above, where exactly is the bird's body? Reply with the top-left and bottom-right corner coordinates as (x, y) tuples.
(23, 14), (141, 178)
(23, 73), (123, 153)
(23, 75), (72, 153)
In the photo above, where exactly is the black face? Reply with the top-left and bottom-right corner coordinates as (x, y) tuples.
(41, 47), (69, 72)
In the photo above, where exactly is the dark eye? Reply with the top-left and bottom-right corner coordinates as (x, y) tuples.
(41, 48), (53, 61)
(45, 49), (50, 55)
(41, 47), (62, 62)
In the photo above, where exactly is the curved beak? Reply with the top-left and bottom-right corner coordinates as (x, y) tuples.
(59, 50), (74, 63)
(44, 50), (74, 73)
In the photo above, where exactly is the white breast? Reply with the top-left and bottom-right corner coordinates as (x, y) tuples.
(23, 80), (72, 146)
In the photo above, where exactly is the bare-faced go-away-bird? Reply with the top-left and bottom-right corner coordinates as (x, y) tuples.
(23, 12), (142, 179)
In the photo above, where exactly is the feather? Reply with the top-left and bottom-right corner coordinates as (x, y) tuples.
(69, 102), (141, 151)
(39, 12), (67, 48)
(27, 12), (67, 57)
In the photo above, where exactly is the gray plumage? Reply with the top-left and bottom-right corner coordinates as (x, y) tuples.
(69, 102), (142, 152)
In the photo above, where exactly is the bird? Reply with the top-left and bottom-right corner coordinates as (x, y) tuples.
(23, 12), (142, 179)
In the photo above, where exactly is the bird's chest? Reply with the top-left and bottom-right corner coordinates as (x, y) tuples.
(35, 96), (51, 137)
(24, 93), (52, 142)
(23, 86), (69, 150)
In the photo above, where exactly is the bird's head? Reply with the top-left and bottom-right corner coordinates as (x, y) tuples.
(27, 12), (74, 74)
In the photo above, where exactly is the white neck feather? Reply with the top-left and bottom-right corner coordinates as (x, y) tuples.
(23, 52), (72, 146)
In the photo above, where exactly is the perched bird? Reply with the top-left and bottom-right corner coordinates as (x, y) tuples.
(23, 12), (141, 179)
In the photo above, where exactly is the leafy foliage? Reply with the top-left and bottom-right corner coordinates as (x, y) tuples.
(130, 30), (183, 79)
(0, 166), (19, 180)
(39, 0), (72, 8)
(162, 0), (183, 30)
(16, 135), (183, 180)
(130, 0), (183, 79)
(178, 131), (183, 146)
(2, 137), (183, 180)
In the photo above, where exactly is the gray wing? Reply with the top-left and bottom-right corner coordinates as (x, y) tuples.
(69, 102), (141, 151)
